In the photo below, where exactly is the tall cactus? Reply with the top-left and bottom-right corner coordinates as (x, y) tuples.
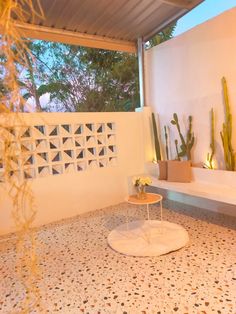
(174, 139), (180, 161)
(220, 77), (235, 171)
(206, 108), (215, 169)
(151, 112), (161, 161)
(171, 113), (194, 160)
(164, 125), (169, 160)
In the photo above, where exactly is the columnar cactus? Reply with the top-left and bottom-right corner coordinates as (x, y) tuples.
(151, 113), (161, 161)
(220, 77), (235, 171)
(206, 108), (215, 169)
(171, 113), (194, 160)
(164, 125), (169, 160)
(174, 139), (180, 161)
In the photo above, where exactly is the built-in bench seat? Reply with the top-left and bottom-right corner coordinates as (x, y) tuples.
(148, 166), (236, 206)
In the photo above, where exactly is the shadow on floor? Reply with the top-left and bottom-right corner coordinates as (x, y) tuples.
(161, 199), (236, 230)
(102, 213), (145, 231)
(147, 186), (236, 230)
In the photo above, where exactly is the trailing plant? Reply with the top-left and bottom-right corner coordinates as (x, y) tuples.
(0, 0), (44, 312)
(164, 125), (169, 160)
(171, 113), (194, 160)
(152, 112), (161, 161)
(220, 77), (235, 171)
(204, 108), (215, 169)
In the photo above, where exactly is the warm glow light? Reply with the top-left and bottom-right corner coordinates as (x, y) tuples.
(204, 157), (217, 170)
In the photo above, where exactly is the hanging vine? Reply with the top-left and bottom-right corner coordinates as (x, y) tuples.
(0, 1), (44, 312)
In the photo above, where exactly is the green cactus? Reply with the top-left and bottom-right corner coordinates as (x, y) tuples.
(152, 112), (161, 161)
(205, 108), (215, 169)
(220, 77), (235, 171)
(171, 113), (194, 160)
(164, 125), (169, 160)
(174, 139), (180, 161)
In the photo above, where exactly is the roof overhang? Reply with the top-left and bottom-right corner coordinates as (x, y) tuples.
(2, 0), (204, 52)
(14, 21), (137, 53)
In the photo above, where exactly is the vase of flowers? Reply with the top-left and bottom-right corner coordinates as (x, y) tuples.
(132, 176), (152, 200)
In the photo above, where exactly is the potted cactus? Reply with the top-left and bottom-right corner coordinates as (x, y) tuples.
(171, 113), (195, 161)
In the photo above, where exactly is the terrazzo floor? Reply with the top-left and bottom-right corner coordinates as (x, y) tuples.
(0, 200), (236, 314)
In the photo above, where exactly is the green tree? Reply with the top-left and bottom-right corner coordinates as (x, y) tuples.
(23, 41), (139, 112)
(78, 48), (139, 112)
(0, 23), (176, 112)
(0, 41), (43, 111)
(145, 23), (176, 49)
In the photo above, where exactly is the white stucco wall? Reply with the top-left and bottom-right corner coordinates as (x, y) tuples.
(3, 8), (236, 235)
(0, 112), (146, 235)
(145, 7), (236, 169)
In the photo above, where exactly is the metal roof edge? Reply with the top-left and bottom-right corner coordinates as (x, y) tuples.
(3, 21), (137, 53)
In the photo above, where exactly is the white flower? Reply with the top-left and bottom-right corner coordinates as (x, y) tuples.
(132, 176), (152, 187)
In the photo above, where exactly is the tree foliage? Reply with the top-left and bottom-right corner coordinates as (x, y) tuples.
(0, 24), (176, 112)
(145, 23), (176, 49)
(21, 42), (139, 112)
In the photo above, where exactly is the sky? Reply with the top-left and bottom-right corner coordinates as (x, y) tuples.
(173, 0), (236, 36)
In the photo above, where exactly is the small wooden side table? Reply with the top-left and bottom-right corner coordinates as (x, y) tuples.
(127, 193), (163, 221)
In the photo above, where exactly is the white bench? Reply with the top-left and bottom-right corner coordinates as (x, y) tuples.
(147, 166), (236, 216)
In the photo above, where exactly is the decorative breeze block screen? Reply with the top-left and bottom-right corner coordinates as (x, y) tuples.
(0, 122), (117, 181)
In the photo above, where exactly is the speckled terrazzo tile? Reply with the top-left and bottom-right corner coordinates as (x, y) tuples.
(0, 201), (236, 314)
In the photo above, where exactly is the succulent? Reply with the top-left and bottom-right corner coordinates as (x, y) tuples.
(171, 113), (194, 160)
